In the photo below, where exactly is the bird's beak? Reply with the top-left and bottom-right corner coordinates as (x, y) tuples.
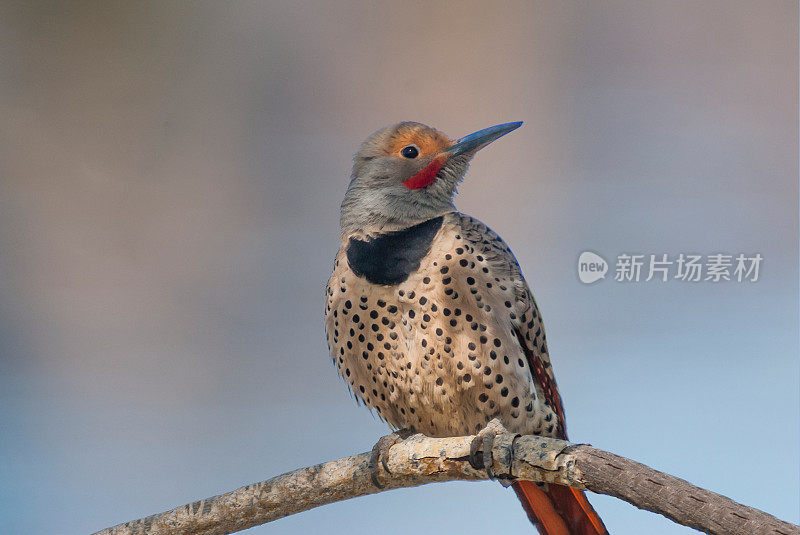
(442, 121), (523, 157)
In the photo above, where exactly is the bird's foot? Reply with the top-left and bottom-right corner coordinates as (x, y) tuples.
(369, 428), (414, 488)
(469, 418), (515, 484)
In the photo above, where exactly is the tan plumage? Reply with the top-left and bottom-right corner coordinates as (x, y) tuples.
(325, 212), (558, 437)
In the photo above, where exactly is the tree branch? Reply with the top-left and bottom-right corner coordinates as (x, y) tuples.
(92, 433), (799, 535)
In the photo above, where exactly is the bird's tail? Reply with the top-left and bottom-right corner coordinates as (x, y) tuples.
(512, 480), (608, 535)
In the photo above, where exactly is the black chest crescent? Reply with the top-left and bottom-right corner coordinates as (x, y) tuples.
(346, 216), (444, 286)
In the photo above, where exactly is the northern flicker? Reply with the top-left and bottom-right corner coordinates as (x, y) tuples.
(325, 121), (608, 535)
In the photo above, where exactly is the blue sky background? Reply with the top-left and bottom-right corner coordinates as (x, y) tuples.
(0, 2), (797, 534)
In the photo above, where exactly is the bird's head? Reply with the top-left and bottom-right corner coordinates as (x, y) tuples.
(340, 121), (522, 239)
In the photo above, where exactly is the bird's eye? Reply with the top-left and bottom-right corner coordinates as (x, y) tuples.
(401, 145), (419, 159)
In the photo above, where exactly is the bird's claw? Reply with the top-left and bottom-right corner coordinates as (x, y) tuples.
(369, 429), (413, 488)
(469, 418), (513, 482)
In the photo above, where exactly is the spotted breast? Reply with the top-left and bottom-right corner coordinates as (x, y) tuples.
(324, 211), (561, 438)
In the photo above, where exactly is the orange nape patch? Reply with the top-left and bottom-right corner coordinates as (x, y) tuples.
(385, 124), (452, 158)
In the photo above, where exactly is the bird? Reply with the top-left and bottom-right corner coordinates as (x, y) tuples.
(324, 121), (608, 535)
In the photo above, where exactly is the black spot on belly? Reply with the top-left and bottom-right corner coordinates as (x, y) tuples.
(346, 216), (444, 285)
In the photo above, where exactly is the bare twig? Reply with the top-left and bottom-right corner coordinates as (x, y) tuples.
(93, 433), (799, 535)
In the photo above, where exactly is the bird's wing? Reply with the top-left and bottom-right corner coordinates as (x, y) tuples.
(452, 212), (608, 535)
(452, 212), (566, 437)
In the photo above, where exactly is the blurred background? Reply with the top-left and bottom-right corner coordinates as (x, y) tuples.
(0, 1), (797, 534)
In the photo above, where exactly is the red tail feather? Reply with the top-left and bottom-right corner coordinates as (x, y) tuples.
(513, 481), (608, 535)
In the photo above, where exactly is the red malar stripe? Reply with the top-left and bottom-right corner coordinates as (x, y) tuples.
(402, 157), (445, 190)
